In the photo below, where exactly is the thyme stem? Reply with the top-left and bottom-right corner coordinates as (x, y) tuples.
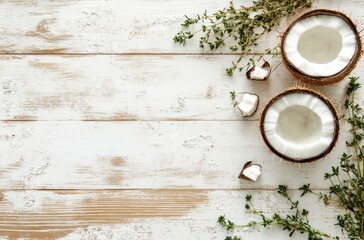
(174, 0), (315, 76)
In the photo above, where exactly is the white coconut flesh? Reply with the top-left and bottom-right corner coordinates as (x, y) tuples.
(284, 15), (357, 77)
(237, 93), (259, 117)
(251, 66), (269, 80)
(263, 93), (336, 160)
(242, 165), (262, 181)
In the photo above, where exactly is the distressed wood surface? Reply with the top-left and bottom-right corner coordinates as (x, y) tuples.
(0, 120), (351, 190)
(0, 0), (362, 239)
(0, 0), (362, 54)
(0, 190), (343, 240)
(0, 55), (362, 121)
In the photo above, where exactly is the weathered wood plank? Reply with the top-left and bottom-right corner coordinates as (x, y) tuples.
(0, 0), (362, 54)
(0, 189), (343, 239)
(1, 1), (360, 240)
(0, 55), (361, 121)
(0, 121), (350, 190)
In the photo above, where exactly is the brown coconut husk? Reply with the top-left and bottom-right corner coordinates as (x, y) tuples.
(260, 87), (339, 163)
(281, 9), (362, 85)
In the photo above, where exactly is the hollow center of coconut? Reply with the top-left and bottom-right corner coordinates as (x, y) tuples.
(283, 14), (357, 77)
(261, 91), (338, 161)
(276, 105), (322, 144)
(297, 26), (342, 64)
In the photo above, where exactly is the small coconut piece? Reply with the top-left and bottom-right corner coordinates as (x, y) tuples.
(246, 61), (271, 81)
(260, 87), (339, 163)
(239, 161), (262, 181)
(237, 92), (259, 117)
(281, 9), (361, 85)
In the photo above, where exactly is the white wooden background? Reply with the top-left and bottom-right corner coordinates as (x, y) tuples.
(0, 0), (363, 239)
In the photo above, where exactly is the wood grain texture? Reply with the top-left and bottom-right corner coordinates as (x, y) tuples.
(0, 0), (362, 54)
(0, 190), (343, 240)
(0, 120), (350, 190)
(0, 55), (362, 121)
(1, 0), (362, 239)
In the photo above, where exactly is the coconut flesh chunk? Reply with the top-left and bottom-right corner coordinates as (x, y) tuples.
(250, 66), (269, 80)
(247, 61), (271, 81)
(261, 89), (338, 162)
(239, 162), (262, 182)
(243, 164), (261, 181)
(237, 93), (259, 117)
(283, 14), (357, 77)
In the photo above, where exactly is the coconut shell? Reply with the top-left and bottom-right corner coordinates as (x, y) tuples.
(260, 87), (339, 163)
(281, 9), (362, 85)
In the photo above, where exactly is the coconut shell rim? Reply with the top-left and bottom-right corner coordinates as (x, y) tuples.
(281, 9), (362, 85)
(260, 87), (340, 163)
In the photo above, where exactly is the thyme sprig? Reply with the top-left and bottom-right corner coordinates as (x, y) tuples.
(315, 76), (364, 239)
(219, 186), (339, 240)
(230, 91), (239, 107)
(174, 0), (314, 76)
(219, 77), (364, 240)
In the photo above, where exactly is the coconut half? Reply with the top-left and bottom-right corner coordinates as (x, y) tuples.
(282, 9), (361, 85)
(260, 88), (339, 163)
